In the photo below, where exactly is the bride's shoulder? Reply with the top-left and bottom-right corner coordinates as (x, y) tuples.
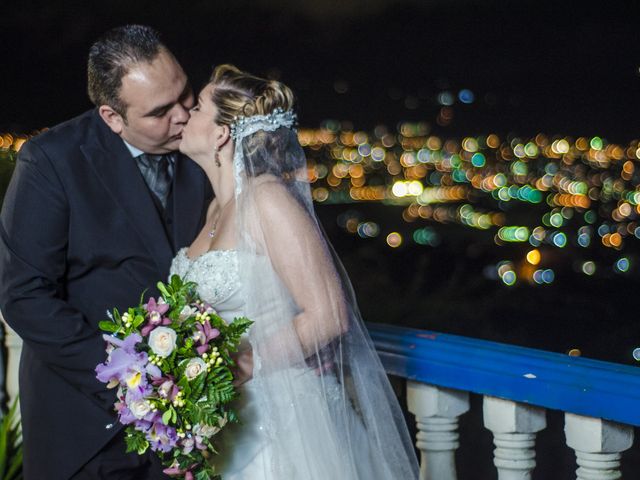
(250, 175), (305, 218)
(252, 174), (292, 200)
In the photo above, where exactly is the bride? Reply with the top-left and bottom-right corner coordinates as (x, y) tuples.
(171, 64), (418, 479)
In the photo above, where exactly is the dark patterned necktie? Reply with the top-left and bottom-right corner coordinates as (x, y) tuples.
(136, 153), (174, 209)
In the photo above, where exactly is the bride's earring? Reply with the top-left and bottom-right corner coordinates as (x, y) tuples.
(213, 146), (221, 167)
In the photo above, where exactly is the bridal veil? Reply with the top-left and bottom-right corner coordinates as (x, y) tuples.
(216, 65), (418, 479)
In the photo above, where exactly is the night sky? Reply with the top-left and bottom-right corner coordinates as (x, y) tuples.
(1, 0), (639, 141)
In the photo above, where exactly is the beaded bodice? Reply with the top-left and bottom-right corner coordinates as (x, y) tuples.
(170, 248), (243, 320)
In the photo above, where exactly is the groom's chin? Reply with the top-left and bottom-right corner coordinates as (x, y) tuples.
(166, 135), (183, 152)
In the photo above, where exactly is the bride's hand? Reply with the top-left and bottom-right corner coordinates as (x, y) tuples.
(232, 349), (254, 387)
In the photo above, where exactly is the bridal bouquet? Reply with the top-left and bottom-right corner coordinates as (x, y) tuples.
(95, 275), (252, 480)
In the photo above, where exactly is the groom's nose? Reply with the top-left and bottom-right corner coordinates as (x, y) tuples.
(172, 102), (191, 124)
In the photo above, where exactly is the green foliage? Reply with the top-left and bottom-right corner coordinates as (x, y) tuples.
(195, 469), (219, 480)
(0, 398), (23, 480)
(98, 320), (119, 333)
(124, 430), (149, 455)
(189, 403), (219, 428)
(189, 370), (206, 401)
(206, 367), (235, 406)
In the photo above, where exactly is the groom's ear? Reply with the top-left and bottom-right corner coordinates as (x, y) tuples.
(98, 106), (125, 135)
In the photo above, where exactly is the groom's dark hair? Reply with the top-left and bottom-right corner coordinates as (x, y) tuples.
(87, 25), (166, 118)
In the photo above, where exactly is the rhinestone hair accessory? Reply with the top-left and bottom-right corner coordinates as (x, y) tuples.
(230, 108), (297, 142)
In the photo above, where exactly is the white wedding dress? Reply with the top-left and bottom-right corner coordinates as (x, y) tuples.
(169, 247), (393, 479)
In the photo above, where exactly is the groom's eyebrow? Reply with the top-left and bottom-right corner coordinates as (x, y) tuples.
(144, 83), (193, 117)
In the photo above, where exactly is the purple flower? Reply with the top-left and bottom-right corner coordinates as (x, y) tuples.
(194, 320), (220, 355)
(145, 297), (170, 322)
(103, 333), (142, 353)
(115, 399), (137, 425)
(145, 297), (170, 314)
(146, 420), (179, 453)
(180, 436), (195, 455)
(95, 334), (160, 399)
(132, 411), (160, 432)
(141, 297), (171, 336)
(179, 433), (207, 455)
(96, 343), (144, 385)
(163, 463), (197, 480)
(115, 390), (154, 426)
(116, 403), (140, 425)
(153, 376), (179, 401)
(195, 301), (217, 315)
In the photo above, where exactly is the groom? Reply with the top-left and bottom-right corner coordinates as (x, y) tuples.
(0, 25), (210, 479)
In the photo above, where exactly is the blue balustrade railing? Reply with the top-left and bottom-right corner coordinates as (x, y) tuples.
(367, 322), (640, 426)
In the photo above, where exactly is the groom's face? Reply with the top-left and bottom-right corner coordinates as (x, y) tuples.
(103, 49), (194, 154)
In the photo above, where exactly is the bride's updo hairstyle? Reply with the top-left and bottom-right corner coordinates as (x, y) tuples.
(209, 64), (294, 122)
(208, 64), (303, 178)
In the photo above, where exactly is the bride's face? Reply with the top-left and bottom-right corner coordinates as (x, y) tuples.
(180, 83), (220, 161)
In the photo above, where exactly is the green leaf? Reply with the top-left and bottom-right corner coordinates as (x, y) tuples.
(162, 409), (173, 425)
(0, 398), (23, 480)
(189, 370), (207, 401)
(227, 410), (238, 423)
(195, 469), (214, 480)
(0, 397), (21, 477)
(6, 448), (22, 480)
(157, 281), (171, 299)
(170, 274), (183, 290)
(190, 403), (219, 427)
(0, 419), (8, 476)
(177, 373), (192, 396)
(133, 314), (145, 329)
(98, 321), (119, 333)
(207, 382), (235, 406)
(139, 288), (149, 306)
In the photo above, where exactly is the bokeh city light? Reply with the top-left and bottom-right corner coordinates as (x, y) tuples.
(5, 122), (640, 289)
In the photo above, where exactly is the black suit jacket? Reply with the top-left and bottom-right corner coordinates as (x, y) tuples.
(0, 109), (210, 480)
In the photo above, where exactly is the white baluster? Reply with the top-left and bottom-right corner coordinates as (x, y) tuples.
(564, 413), (634, 480)
(483, 396), (546, 480)
(0, 310), (22, 412)
(407, 381), (470, 480)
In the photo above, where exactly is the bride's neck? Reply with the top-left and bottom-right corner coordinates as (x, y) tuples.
(202, 160), (234, 207)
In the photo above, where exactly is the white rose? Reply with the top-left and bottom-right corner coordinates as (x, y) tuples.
(129, 399), (152, 419)
(184, 357), (206, 380)
(193, 423), (220, 438)
(148, 327), (177, 358)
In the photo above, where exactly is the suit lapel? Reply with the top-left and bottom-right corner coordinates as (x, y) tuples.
(81, 113), (174, 277)
(172, 154), (209, 249)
